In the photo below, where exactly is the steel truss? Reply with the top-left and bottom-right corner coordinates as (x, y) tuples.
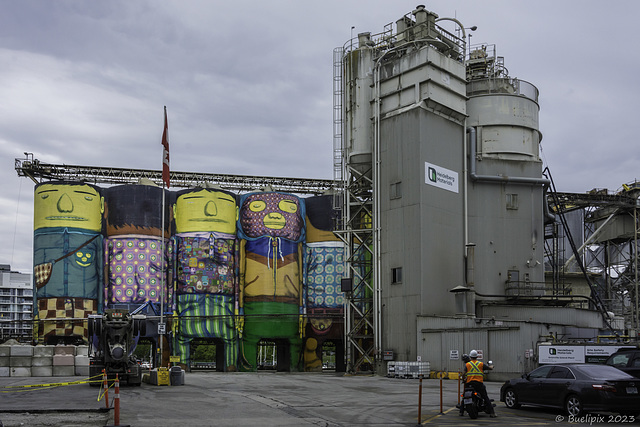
(15, 154), (336, 195)
(545, 185), (640, 332)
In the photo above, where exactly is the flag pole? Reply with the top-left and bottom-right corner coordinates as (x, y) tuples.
(160, 106), (170, 367)
(160, 174), (165, 365)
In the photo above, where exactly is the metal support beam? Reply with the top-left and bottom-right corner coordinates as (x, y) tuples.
(15, 156), (336, 195)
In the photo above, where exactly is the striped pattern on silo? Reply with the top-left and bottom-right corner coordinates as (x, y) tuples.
(173, 188), (239, 371)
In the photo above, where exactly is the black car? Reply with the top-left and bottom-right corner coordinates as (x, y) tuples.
(606, 349), (640, 378)
(500, 364), (640, 416)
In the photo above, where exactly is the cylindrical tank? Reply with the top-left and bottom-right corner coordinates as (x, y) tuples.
(303, 194), (345, 372)
(103, 184), (173, 309)
(343, 35), (374, 177)
(104, 184), (172, 237)
(466, 78), (541, 161)
(33, 181), (104, 344)
(173, 187), (239, 371)
(466, 77), (546, 296)
(238, 191), (305, 371)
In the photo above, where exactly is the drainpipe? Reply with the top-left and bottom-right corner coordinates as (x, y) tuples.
(466, 243), (476, 317)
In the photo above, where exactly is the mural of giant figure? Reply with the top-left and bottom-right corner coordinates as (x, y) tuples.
(238, 191), (305, 371)
(33, 181), (104, 344)
(302, 194), (345, 372)
(173, 187), (239, 371)
(104, 184), (173, 313)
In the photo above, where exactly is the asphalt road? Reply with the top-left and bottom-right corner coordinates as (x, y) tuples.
(1, 373), (637, 426)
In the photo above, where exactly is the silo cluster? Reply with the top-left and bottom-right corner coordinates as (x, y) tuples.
(32, 182), (345, 371)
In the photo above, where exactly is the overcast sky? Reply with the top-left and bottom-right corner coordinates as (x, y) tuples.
(2, 1), (639, 274)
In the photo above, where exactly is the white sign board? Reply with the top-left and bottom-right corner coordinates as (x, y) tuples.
(538, 345), (635, 364)
(425, 161), (459, 193)
(538, 345), (585, 364)
(585, 346), (632, 357)
(450, 350), (459, 360)
(158, 323), (166, 335)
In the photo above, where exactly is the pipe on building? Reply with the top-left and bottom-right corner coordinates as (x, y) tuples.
(465, 243), (476, 317)
(467, 126), (555, 225)
(473, 289), (600, 308)
(467, 127), (551, 187)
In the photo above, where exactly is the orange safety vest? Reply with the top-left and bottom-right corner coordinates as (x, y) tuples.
(465, 360), (484, 383)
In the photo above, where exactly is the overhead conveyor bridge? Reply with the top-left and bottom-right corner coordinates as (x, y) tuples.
(15, 154), (338, 195)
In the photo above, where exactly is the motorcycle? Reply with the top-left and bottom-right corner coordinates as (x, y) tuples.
(462, 382), (494, 419)
(460, 360), (496, 419)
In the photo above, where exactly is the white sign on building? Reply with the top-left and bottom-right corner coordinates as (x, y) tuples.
(425, 161), (459, 193)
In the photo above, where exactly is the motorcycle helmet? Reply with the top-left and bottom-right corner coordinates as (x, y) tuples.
(462, 353), (470, 363)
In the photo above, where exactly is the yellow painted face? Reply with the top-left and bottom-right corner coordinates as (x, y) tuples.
(174, 189), (237, 234)
(34, 183), (104, 231)
(75, 250), (94, 267)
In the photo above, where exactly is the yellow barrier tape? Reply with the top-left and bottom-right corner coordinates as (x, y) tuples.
(0, 374), (106, 393)
(97, 378), (116, 402)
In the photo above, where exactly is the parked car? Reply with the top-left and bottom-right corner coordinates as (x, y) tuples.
(500, 364), (640, 416)
(605, 349), (640, 378)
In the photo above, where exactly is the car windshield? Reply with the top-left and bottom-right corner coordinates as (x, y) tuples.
(572, 364), (632, 380)
(607, 353), (631, 367)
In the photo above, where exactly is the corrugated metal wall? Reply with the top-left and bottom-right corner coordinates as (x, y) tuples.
(417, 316), (568, 380)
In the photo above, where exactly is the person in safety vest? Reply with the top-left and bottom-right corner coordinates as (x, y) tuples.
(462, 350), (496, 417)
(457, 353), (471, 415)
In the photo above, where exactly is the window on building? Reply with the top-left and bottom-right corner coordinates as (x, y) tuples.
(392, 267), (403, 284)
(390, 181), (402, 199)
(506, 193), (519, 210)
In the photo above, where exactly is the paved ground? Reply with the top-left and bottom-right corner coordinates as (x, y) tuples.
(0, 372), (635, 426)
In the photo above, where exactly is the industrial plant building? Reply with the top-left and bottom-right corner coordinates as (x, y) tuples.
(335, 5), (638, 379)
(7, 5), (639, 379)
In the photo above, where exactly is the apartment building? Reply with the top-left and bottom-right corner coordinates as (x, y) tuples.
(0, 264), (33, 341)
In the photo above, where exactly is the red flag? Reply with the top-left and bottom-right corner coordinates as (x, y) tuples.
(161, 106), (170, 188)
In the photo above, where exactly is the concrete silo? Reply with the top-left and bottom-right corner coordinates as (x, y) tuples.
(465, 45), (548, 302)
(337, 6), (606, 377)
(338, 5), (468, 371)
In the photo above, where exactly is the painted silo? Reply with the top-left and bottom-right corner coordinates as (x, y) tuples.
(104, 184), (173, 312)
(33, 181), (104, 344)
(465, 47), (546, 298)
(173, 187), (239, 371)
(302, 194), (345, 372)
(238, 191), (305, 371)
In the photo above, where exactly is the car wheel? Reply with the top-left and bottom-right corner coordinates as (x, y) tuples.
(504, 388), (521, 409)
(565, 394), (583, 417)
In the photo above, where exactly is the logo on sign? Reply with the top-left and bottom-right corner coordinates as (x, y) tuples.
(425, 161), (459, 193)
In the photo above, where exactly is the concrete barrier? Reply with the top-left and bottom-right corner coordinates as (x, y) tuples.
(10, 356), (32, 367)
(53, 354), (75, 366)
(0, 345), (10, 357)
(53, 366), (75, 376)
(11, 367), (32, 377)
(0, 344), (94, 377)
(75, 355), (90, 376)
(32, 366), (53, 376)
(10, 345), (33, 357)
